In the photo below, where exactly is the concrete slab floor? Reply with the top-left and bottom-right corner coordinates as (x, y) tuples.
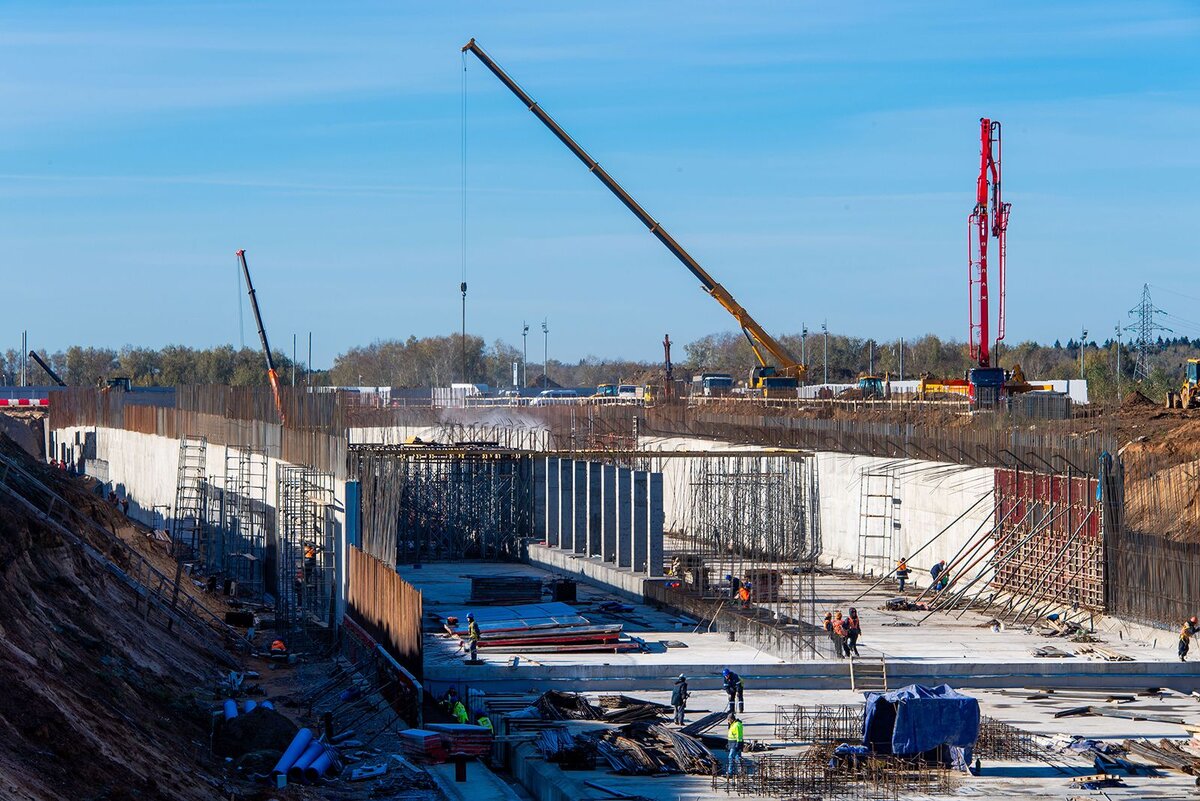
(406, 561), (787, 670)
(406, 559), (1191, 669)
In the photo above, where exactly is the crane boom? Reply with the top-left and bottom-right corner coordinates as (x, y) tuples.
(27, 350), (65, 387)
(236, 249), (287, 425)
(461, 38), (804, 384)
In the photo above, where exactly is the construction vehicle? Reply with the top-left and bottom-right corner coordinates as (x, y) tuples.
(27, 351), (65, 387)
(1166, 359), (1200, 409)
(236, 250), (287, 425)
(462, 39), (805, 395)
(593, 384), (619, 398)
(856, 374), (886, 399)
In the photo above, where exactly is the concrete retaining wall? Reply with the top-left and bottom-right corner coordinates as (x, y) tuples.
(51, 424), (349, 620)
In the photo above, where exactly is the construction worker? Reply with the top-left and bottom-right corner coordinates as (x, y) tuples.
(737, 582), (751, 609)
(725, 574), (741, 601)
(477, 713), (494, 734)
(1180, 617), (1198, 662)
(303, 543), (320, 580)
(726, 714), (745, 776)
(671, 674), (689, 725)
(930, 560), (947, 587)
(452, 698), (469, 724)
(722, 668), (744, 714)
(466, 612), (481, 662)
(895, 558), (911, 592)
(269, 639), (287, 656)
(442, 686), (460, 714)
(846, 608), (862, 657)
(833, 611), (850, 659)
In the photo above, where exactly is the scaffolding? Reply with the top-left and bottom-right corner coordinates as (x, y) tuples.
(662, 454), (824, 659)
(276, 464), (336, 639)
(857, 467), (898, 575)
(352, 447), (533, 564)
(224, 447), (269, 599)
(171, 435), (207, 558)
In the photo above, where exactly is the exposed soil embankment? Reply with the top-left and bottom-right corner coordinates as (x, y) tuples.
(0, 435), (232, 801)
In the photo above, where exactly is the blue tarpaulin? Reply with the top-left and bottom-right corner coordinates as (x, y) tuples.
(862, 684), (980, 757)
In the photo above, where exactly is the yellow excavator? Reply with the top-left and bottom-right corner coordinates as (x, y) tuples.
(1166, 359), (1200, 409)
(462, 39), (805, 394)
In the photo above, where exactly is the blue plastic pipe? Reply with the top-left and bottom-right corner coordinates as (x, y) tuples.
(243, 700), (257, 714)
(222, 699), (238, 720)
(304, 747), (335, 783)
(288, 741), (324, 783)
(271, 728), (314, 776)
(261, 700), (275, 710)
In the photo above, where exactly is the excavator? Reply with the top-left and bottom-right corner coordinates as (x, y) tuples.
(236, 250), (287, 425)
(461, 39), (805, 395)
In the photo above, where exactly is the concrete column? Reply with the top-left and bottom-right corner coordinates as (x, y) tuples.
(600, 464), (617, 563)
(632, 470), (649, 573)
(616, 467), (633, 568)
(648, 472), (664, 577)
(544, 457), (559, 547)
(587, 462), (603, 557)
(534, 457), (549, 544)
(558, 459), (574, 551)
(573, 460), (588, 554)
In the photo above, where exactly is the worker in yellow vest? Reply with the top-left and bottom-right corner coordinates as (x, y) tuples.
(477, 714), (493, 734)
(452, 699), (469, 724)
(726, 714), (744, 775)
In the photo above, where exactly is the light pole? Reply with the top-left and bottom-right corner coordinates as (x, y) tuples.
(868, 339), (874, 375)
(801, 324), (808, 381)
(522, 322), (529, 389)
(1115, 323), (1122, 401)
(541, 318), (549, 388)
(1079, 327), (1087, 380)
(822, 321), (829, 385)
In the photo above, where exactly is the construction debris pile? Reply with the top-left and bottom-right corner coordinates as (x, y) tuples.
(442, 602), (633, 653)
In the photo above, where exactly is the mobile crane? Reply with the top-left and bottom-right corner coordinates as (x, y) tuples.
(461, 39), (805, 393)
(236, 249), (287, 425)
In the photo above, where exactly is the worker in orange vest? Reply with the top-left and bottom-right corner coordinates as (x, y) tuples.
(270, 639), (287, 655)
(895, 558), (911, 592)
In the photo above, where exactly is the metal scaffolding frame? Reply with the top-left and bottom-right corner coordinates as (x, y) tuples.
(171, 435), (207, 558)
(662, 454), (824, 659)
(276, 464), (336, 638)
(353, 448), (533, 565)
(224, 446), (269, 599)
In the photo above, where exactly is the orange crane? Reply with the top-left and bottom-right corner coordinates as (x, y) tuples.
(236, 249), (287, 425)
(461, 39), (804, 393)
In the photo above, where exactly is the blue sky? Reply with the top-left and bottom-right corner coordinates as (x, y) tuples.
(1, 2), (1197, 365)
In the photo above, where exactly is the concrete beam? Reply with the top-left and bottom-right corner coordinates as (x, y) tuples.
(537, 456), (552, 545)
(632, 470), (648, 573)
(600, 464), (616, 563)
(557, 459), (573, 551)
(648, 472), (664, 577)
(587, 462), (603, 558)
(573, 461), (587, 555)
(616, 467), (632, 568)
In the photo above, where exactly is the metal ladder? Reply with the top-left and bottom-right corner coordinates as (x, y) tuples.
(849, 657), (889, 692)
(171, 436), (207, 558)
(857, 468), (898, 575)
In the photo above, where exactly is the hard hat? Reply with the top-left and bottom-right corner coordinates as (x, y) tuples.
(467, 613), (474, 621)
(678, 673), (686, 680)
(722, 668), (731, 676)
(725, 574), (732, 580)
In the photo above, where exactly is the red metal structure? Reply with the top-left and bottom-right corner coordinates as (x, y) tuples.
(968, 117), (1011, 370)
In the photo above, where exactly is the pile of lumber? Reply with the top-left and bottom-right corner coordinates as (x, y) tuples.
(1122, 739), (1200, 774)
(426, 723), (493, 757)
(469, 575), (543, 605)
(536, 728), (596, 769)
(397, 729), (449, 764)
(591, 722), (718, 775)
(1076, 645), (1134, 661)
(442, 602), (634, 653)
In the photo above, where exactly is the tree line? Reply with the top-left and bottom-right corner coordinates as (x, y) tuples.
(2, 330), (1195, 403)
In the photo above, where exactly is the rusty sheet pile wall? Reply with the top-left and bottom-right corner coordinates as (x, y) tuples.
(346, 546), (423, 678)
(992, 469), (1103, 611)
(50, 386), (346, 473)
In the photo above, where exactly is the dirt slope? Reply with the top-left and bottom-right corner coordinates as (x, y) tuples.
(0, 435), (236, 801)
